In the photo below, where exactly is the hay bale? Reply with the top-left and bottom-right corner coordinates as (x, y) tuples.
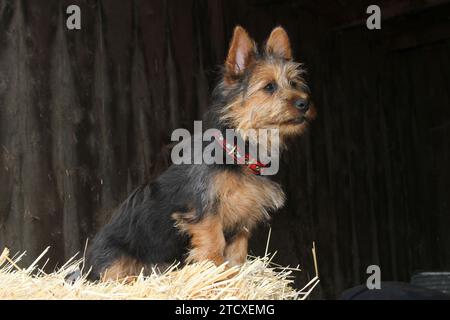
(0, 247), (319, 300)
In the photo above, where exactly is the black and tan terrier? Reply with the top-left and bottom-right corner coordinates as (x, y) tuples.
(83, 26), (316, 281)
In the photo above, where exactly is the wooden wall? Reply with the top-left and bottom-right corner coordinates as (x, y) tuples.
(0, 0), (449, 298)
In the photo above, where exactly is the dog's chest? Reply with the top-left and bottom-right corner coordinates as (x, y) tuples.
(211, 170), (285, 231)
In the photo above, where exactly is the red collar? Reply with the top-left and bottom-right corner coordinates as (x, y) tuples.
(213, 131), (268, 175)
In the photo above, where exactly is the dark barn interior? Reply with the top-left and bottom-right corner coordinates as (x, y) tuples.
(0, 0), (450, 298)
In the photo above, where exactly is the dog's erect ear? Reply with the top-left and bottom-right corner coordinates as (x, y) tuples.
(265, 26), (292, 60)
(225, 26), (256, 82)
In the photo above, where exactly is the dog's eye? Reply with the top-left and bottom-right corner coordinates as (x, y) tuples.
(263, 82), (277, 94)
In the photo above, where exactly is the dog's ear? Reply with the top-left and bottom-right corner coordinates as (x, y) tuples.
(225, 26), (256, 82)
(265, 26), (292, 60)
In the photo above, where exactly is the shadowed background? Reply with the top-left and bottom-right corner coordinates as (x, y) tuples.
(0, 0), (450, 298)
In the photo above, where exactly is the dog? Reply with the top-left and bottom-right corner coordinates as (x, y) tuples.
(81, 26), (316, 281)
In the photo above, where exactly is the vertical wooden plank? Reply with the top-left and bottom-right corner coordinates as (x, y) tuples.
(0, 0), (25, 257)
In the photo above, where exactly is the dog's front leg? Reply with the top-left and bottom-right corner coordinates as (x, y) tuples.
(224, 228), (249, 267)
(185, 214), (226, 266)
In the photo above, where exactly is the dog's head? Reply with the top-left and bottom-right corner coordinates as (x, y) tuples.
(216, 26), (316, 146)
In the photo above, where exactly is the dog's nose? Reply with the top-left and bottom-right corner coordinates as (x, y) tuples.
(294, 98), (309, 111)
